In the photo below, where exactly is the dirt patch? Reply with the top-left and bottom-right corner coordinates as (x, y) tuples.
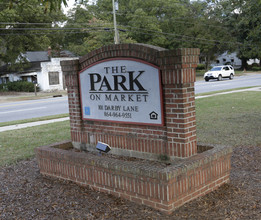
(0, 145), (260, 219)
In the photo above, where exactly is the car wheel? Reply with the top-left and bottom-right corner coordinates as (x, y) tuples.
(217, 74), (222, 81)
(229, 74), (234, 80)
(205, 77), (209, 82)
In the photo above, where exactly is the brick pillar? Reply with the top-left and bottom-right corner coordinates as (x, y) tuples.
(158, 48), (199, 157)
(61, 59), (86, 147)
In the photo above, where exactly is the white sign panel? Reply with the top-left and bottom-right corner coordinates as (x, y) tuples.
(79, 58), (163, 125)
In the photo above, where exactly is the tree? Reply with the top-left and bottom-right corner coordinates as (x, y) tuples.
(63, 5), (116, 56)
(63, 0), (230, 62)
(0, 0), (65, 68)
(207, 0), (261, 69)
(172, 0), (238, 70)
(233, 0), (261, 68)
(8, 0), (68, 12)
(84, 0), (190, 48)
(6, 0), (261, 70)
(63, 2), (136, 56)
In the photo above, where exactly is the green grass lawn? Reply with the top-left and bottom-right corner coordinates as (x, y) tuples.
(196, 91), (261, 147)
(0, 120), (71, 166)
(0, 91), (260, 167)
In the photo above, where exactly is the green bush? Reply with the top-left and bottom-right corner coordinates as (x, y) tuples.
(2, 81), (39, 92)
(0, 83), (8, 92)
(196, 64), (205, 70)
(250, 63), (259, 68)
(252, 66), (261, 71)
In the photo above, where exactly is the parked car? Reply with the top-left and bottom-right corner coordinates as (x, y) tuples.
(204, 65), (235, 81)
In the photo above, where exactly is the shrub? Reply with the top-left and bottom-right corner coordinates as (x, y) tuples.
(250, 63), (259, 68)
(196, 64), (205, 70)
(0, 84), (8, 92)
(3, 81), (39, 92)
(252, 66), (261, 71)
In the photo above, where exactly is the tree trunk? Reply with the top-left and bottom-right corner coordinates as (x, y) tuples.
(241, 57), (248, 70)
(205, 55), (211, 70)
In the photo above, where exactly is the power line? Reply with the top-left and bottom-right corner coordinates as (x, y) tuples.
(116, 11), (229, 30)
(0, 24), (254, 49)
(0, 27), (110, 31)
(1, 1), (258, 32)
(0, 11), (247, 33)
(0, 22), (257, 50)
(80, 6), (234, 31)
(0, 24), (247, 46)
(0, 29), (113, 36)
(0, 24), (236, 44)
(0, 22), (112, 26)
(0, 27), (257, 50)
(117, 24), (242, 46)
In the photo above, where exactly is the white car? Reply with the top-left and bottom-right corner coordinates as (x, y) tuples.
(204, 65), (235, 81)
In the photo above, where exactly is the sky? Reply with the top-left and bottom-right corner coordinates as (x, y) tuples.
(62, 0), (77, 14)
(62, 0), (96, 14)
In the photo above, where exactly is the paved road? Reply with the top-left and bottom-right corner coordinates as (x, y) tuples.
(195, 74), (261, 94)
(1, 74), (260, 123)
(0, 96), (69, 123)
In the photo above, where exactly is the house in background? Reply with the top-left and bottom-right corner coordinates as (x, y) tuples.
(0, 51), (49, 84)
(209, 51), (260, 69)
(213, 52), (242, 69)
(38, 56), (78, 91)
(0, 50), (78, 91)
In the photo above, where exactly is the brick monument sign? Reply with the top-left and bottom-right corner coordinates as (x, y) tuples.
(36, 44), (232, 214)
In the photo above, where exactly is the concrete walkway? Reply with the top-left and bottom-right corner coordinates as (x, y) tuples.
(0, 117), (69, 133)
(0, 86), (260, 132)
(196, 86), (261, 99)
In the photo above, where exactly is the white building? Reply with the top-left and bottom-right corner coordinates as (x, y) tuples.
(213, 52), (242, 69)
(0, 51), (78, 91)
(210, 51), (260, 69)
(38, 57), (78, 91)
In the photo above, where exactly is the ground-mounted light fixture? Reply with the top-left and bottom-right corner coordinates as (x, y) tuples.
(96, 141), (111, 154)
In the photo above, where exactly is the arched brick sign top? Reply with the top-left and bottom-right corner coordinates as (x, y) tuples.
(79, 44), (165, 69)
(61, 43), (200, 160)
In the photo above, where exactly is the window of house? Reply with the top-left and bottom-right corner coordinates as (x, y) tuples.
(48, 72), (59, 85)
(223, 58), (226, 62)
(231, 59), (234, 62)
(216, 60), (220, 63)
(4, 78), (9, 83)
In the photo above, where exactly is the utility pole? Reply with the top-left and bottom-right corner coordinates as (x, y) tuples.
(112, 0), (120, 44)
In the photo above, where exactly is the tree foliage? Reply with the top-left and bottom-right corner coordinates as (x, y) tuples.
(7, 0), (68, 12)
(181, 0), (236, 69)
(2, 0), (261, 69)
(64, 0), (234, 69)
(205, 0), (261, 68)
(0, 0), (65, 68)
(63, 6), (115, 56)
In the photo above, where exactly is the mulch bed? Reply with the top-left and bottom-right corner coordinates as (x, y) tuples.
(0, 145), (260, 220)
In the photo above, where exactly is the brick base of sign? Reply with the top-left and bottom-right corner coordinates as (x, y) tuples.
(35, 141), (232, 214)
